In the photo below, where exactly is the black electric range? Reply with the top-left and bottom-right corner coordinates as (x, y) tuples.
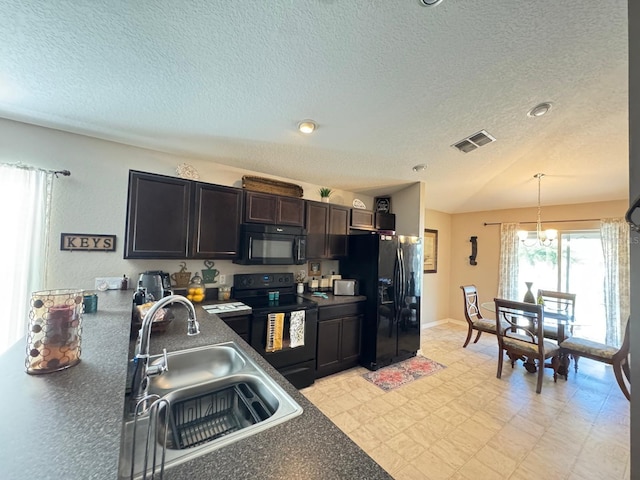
(233, 273), (318, 388)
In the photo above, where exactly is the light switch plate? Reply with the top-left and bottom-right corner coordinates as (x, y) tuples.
(218, 275), (226, 285)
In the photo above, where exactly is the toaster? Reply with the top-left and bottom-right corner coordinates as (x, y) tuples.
(333, 279), (358, 296)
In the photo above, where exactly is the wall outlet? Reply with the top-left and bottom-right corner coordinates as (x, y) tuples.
(218, 275), (226, 285)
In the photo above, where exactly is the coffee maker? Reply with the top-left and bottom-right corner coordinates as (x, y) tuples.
(138, 271), (172, 301)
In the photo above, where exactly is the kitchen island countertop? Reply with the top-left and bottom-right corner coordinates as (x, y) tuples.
(0, 290), (391, 480)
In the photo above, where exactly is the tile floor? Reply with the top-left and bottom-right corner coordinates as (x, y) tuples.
(300, 322), (630, 479)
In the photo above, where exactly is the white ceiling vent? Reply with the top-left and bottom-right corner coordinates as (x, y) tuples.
(452, 130), (496, 153)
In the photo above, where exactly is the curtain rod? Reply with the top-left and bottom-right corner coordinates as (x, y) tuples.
(484, 218), (601, 226)
(1, 162), (71, 177)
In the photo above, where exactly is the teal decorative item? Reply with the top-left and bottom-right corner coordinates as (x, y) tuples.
(523, 282), (535, 303)
(201, 260), (219, 283)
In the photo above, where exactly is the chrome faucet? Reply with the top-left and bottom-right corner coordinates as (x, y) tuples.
(130, 295), (200, 414)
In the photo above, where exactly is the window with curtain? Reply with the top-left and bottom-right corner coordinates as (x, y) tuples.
(497, 223), (520, 300)
(600, 218), (630, 346)
(0, 164), (53, 354)
(513, 222), (629, 345)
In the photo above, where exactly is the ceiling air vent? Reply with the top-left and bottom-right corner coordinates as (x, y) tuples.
(452, 130), (496, 153)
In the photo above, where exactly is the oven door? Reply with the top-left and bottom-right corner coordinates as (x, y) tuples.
(250, 308), (317, 387)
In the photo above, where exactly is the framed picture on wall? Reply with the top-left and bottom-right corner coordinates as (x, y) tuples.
(423, 229), (438, 273)
(308, 261), (321, 277)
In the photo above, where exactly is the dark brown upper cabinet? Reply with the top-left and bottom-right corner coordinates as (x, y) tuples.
(124, 170), (242, 259)
(125, 171), (192, 258)
(350, 208), (376, 231)
(305, 201), (349, 259)
(375, 212), (396, 231)
(305, 201), (330, 259)
(244, 191), (304, 226)
(192, 182), (243, 259)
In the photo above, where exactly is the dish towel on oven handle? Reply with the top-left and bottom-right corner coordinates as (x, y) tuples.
(266, 313), (284, 352)
(289, 310), (305, 348)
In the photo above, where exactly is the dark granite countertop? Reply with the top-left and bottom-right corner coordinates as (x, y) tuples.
(300, 292), (367, 307)
(0, 291), (390, 480)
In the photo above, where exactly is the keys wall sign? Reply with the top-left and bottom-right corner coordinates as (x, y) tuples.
(60, 233), (116, 252)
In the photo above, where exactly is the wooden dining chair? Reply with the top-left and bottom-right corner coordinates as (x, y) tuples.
(460, 285), (500, 347)
(559, 318), (631, 400)
(494, 298), (561, 394)
(537, 290), (576, 341)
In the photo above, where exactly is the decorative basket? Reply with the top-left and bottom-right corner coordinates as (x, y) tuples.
(242, 175), (303, 198)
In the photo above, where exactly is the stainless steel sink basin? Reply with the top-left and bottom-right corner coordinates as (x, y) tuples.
(148, 344), (246, 395)
(118, 342), (303, 480)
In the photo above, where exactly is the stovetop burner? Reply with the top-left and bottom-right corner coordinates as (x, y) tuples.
(241, 294), (314, 310)
(233, 273), (317, 313)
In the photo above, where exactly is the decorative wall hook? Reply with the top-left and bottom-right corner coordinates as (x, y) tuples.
(469, 236), (478, 265)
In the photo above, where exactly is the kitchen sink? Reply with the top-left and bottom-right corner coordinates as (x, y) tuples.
(118, 342), (303, 480)
(147, 344), (247, 395)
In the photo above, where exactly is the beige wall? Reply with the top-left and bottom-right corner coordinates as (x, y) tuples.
(1, 117), (627, 323)
(447, 200), (628, 322)
(0, 118), (380, 290)
(423, 209), (452, 324)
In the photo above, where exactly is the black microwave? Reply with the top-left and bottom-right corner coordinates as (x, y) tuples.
(234, 224), (306, 265)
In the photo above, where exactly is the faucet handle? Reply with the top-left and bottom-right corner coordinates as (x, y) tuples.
(146, 348), (169, 377)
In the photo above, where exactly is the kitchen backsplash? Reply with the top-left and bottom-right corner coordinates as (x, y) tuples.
(119, 259), (340, 290)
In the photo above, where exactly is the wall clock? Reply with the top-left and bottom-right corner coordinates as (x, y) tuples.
(375, 197), (391, 213)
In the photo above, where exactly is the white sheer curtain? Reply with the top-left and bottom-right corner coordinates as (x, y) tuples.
(498, 223), (520, 300)
(600, 218), (630, 346)
(0, 164), (53, 354)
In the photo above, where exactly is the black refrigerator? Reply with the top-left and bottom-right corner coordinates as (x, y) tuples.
(340, 232), (422, 370)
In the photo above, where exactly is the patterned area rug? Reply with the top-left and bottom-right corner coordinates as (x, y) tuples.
(362, 355), (446, 392)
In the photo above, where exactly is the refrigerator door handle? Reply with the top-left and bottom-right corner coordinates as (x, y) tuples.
(398, 246), (406, 301)
(393, 247), (403, 312)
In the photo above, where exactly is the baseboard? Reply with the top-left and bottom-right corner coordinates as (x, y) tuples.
(421, 318), (465, 329)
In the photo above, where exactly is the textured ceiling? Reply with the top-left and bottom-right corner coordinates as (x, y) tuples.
(0, 0), (629, 213)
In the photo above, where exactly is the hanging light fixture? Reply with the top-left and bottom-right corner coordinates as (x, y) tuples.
(517, 173), (557, 247)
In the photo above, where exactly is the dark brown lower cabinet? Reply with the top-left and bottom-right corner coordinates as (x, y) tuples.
(316, 302), (363, 378)
(220, 315), (250, 343)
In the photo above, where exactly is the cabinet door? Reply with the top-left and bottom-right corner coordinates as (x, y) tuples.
(244, 191), (278, 224)
(350, 209), (375, 230)
(316, 318), (342, 376)
(305, 201), (329, 259)
(221, 315), (250, 343)
(328, 205), (349, 258)
(192, 183), (242, 258)
(341, 315), (362, 367)
(277, 196), (305, 226)
(125, 171), (191, 258)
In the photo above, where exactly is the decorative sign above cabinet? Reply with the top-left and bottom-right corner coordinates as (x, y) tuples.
(352, 199), (366, 209)
(60, 233), (116, 252)
(374, 197), (391, 213)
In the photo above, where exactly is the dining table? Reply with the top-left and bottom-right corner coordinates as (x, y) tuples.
(480, 300), (573, 377)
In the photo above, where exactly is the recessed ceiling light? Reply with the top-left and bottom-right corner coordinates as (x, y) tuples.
(412, 164), (427, 172)
(298, 120), (317, 134)
(419, 0), (444, 6)
(527, 102), (552, 117)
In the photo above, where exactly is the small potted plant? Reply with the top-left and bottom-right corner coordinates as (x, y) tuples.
(295, 270), (306, 294)
(319, 187), (332, 203)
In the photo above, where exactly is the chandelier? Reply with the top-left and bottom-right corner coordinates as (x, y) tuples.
(517, 173), (557, 247)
